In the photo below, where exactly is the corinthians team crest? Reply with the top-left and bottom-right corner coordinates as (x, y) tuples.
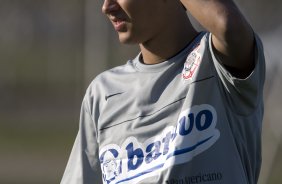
(182, 44), (202, 80)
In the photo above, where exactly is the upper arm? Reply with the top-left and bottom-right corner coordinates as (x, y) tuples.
(181, 0), (255, 78)
(211, 7), (255, 78)
(61, 95), (103, 184)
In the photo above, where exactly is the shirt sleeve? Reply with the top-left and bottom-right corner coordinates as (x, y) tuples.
(61, 94), (102, 184)
(209, 32), (266, 116)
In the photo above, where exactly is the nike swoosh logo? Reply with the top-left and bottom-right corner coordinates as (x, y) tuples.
(105, 92), (124, 101)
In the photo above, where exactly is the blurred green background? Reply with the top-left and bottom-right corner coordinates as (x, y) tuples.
(0, 0), (281, 183)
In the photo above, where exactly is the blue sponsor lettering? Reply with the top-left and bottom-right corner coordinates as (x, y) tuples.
(126, 143), (144, 171)
(99, 104), (220, 184)
(125, 107), (215, 171)
(145, 141), (161, 164)
(178, 114), (194, 136)
(179, 110), (213, 136)
(162, 132), (174, 155)
(196, 110), (213, 131)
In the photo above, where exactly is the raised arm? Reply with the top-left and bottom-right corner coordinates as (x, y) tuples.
(180, 0), (255, 77)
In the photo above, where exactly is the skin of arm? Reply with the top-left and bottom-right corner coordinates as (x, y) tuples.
(180, 0), (255, 78)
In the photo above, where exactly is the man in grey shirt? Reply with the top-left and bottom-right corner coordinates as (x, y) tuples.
(61, 0), (265, 183)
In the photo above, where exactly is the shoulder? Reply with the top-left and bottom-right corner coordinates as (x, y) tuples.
(91, 60), (135, 86)
(85, 60), (137, 99)
(209, 32), (265, 115)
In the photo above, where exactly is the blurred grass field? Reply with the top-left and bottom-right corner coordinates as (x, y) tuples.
(0, 119), (76, 184)
(267, 142), (282, 184)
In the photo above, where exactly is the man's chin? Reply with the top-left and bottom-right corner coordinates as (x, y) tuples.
(118, 33), (139, 45)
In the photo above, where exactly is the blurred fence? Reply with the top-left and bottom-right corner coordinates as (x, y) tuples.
(0, 0), (281, 183)
(0, 1), (85, 183)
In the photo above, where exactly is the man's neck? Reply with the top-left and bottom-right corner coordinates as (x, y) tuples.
(139, 16), (197, 65)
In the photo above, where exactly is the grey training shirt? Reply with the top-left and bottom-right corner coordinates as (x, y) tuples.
(61, 32), (265, 184)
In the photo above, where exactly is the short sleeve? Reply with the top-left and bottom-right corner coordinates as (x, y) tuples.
(209, 33), (266, 115)
(61, 94), (102, 184)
